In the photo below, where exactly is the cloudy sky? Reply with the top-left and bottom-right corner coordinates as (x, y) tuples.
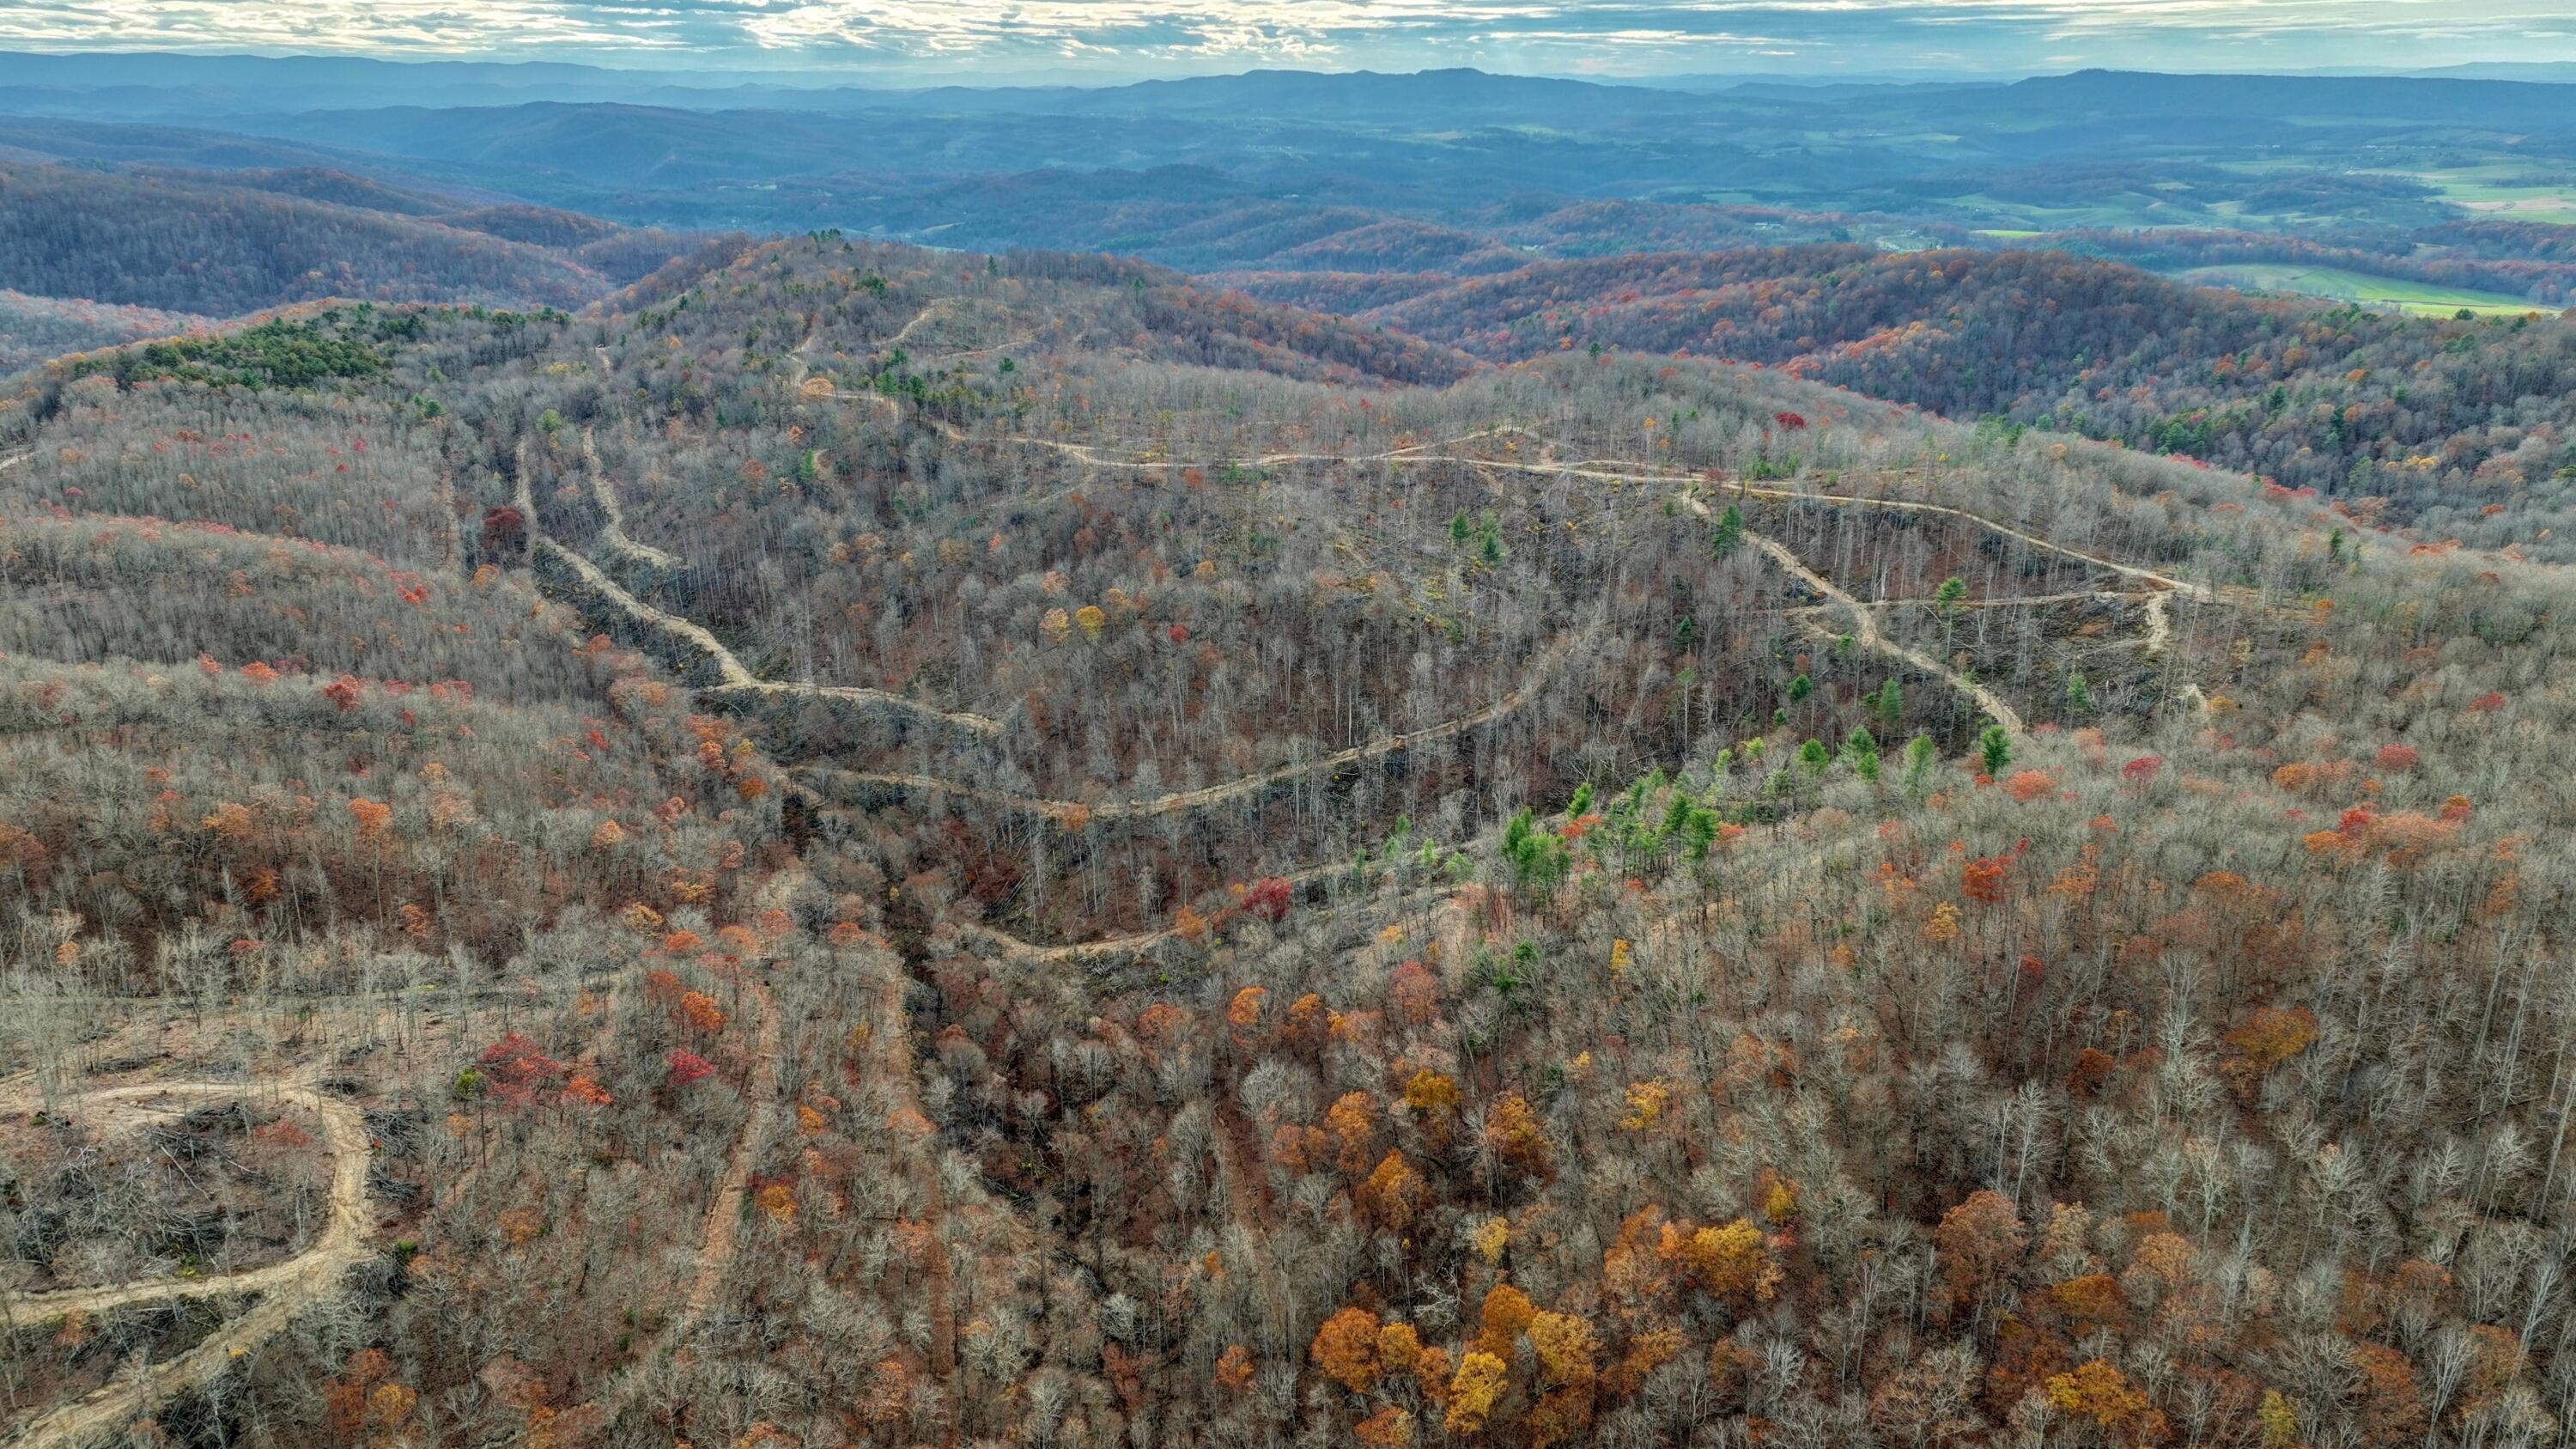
(1, 0), (2571, 80)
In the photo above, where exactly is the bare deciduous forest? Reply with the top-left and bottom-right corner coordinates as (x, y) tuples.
(1, 230), (2572, 1449)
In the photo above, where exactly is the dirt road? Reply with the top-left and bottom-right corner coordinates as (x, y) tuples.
(798, 629), (1581, 823)
(3, 1078), (373, 1448)
(539, 536), (1003, 739)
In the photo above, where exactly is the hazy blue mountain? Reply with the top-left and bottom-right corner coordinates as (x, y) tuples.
(5, 58), (2572, 311)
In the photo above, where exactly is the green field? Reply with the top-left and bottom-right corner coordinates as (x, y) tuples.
(2435, 187), (2576, 225)
(2379, 164), (2576, 226)
(2178, 263), (2547, 317)
(1953, 194), (2201, 231)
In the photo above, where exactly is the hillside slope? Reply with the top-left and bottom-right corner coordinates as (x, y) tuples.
(0, 287), (211, 370)
(1230, 245), (2576, 555)
(1, 235), (2570, 1449)
(0, 163), (638, 316)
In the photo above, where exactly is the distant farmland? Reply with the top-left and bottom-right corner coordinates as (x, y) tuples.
(2180, 262), (2547, 316)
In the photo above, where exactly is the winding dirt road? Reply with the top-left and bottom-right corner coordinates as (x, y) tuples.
(1672, 485), (2027, 738)
(1748, 528), (2024, 737)
(2142, 592), (2173, 654)
(539, 537), (1003, 740)
(4, 1079), (373, 1448)
(584, 394), (2234, 963)
(871, 299), (960, 355)
(675, 976), (781, 1326)
(522, 418), (996, 740)
(873, 960), (957, 1388)
(798, 629), (1581, 823)
(1716, 479), (2215, 602)
(580, 431), (677, 570)
(1803, 587), (2152, 614)
(970, 424), (2217, 602)
(556, 927), (784, 1435)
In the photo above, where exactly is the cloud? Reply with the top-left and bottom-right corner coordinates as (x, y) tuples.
(1, 0), (2570, 75)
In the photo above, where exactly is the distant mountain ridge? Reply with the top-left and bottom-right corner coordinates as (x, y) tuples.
(3, 52), (2571, 126)
(3, 52), (2573, 348)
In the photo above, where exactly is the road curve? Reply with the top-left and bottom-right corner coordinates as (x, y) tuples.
(1742, 528), (2027, 738)
(968, 424), (2216, 601)
(539, 537), (1004, 740)
(799, 629), (1582, 824)
(4, 1080), (373, 1448)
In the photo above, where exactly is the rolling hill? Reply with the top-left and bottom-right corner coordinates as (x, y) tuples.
(3, 228), (2567, 1449)
(0, 161), (720, 329)
(1224, 244), (2576, 554)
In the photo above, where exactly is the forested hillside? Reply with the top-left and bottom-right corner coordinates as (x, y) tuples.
(0, 288), (211, 371)
(1233, 246), (2576, 558)
(0, 163), (704, 322)
(3, 233), (2573, 1449)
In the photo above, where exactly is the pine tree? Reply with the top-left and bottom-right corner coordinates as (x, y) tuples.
(1904, 734), (1936, 793)
(1710, 503), (1744, 557)
(1934, 577), (1969, 656)
(1873, 678), (1903, 723)
(1842, 727), (1880, 781)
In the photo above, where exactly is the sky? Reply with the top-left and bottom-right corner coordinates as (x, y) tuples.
(1, 0), (2573, 81)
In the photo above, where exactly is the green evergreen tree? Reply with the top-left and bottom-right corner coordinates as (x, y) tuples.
(1873, 678), (1903, 723)
(1710, 503), (1744, 558)
(1903, 735), (1936, 794)
(1842, 727), (1880, 782)
(1680, 807), (1723, 859)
